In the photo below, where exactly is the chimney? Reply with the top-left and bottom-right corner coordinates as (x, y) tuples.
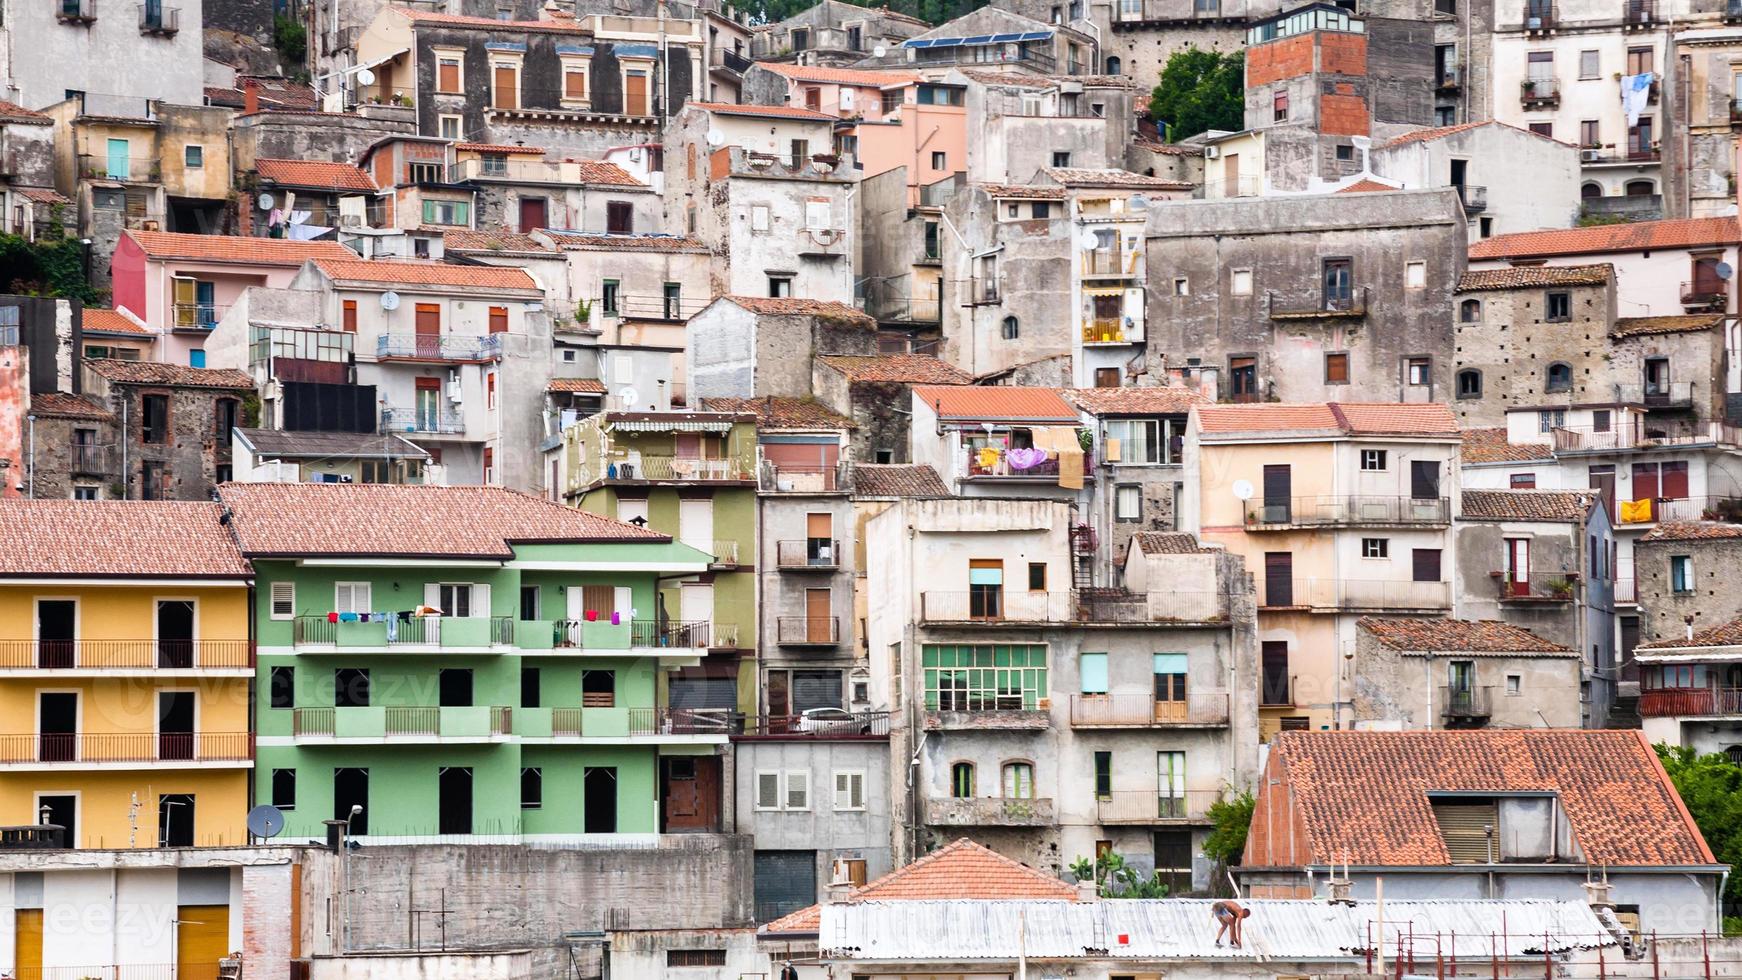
(825, 861), (855, 904)
(1325, 875), (1355, 906)
(321, 818), (347, 852)
(1076, 877), (1098, 902)
(1584, 871), (1614, 909)
(243, 78), (260, 116)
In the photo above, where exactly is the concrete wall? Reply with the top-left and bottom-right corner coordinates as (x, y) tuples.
(4, 0), (205, 110)
(1350, 628), (1585, 729)
(733, 739), (895, 900)
(1371, 124), (1581, 238)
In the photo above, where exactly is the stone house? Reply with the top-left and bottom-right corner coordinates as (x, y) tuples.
(812, 353), (973, 465)
(1664, 26), (1742, 219)
(688, 297), (878, 403)
(1369, 121), (1582, 239)
(1449, 264), (1617, 427)
(1631, 520), (1742, 644)
(1066, 386), (1208, 566)
(748, 0), (928, 65)
(0, 101), (59, 238)
(245, 157), (382, 239)
(21, 391), (119, 499)
(1352, 617), (1583, 729)
(80, 359), (254, 500)
(228, 103), (418, 177)
(897, 6), (1096, 77)
(452, 147), (660, 237)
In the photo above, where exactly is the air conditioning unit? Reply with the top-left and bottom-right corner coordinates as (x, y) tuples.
(1581, 148), (1602, 162)
(1205, 146), (1220, 159)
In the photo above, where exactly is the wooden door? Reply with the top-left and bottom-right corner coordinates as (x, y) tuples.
(626, 71), (649, 115)
(1262, 464), (1291, 523)
(662, 755), (720, 832)
(518, 197), (547, 233)
(806, 588), (831, 642)
(1222, 152), (1239, 195)
(493, 65), (517, 109)
(414, 303), (441, 358)
(14, 909), (41, 980)
(177, 905), (230, 980)
(1504, 538), (1530, 597)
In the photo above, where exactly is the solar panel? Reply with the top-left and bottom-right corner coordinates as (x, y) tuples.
(1016, 30), (1054, 40)
(931, 36), (965, 46)
(960, 33), (994, 43)
(902, 38), (930, 47)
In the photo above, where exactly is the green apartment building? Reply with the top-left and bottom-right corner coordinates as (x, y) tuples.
(219, 483), (726, 841)
(560, 410), (761, 724)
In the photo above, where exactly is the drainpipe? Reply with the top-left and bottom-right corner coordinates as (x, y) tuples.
(25, 413), (34, 498)
(120, 397), (128, 498)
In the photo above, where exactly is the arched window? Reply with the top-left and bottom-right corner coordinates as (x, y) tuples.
(1459, 298), (1481, 323)
(1001, 315), (1020, 340)
(1581, 182), (1603, 199)
(1625, 179), (1655, 197)
(1105, 55), (1122, 75)
(1456, 369), (1483, 399)
(950, 762), (975, 798)
(1546, 361), (1572, 392)
(1001, 761), (1035, 799)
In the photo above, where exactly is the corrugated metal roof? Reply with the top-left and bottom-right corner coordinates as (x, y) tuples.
(820, 899), (1615, 962)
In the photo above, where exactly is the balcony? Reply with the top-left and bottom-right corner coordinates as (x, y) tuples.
(506, 618), (711, 653)
(633, 619), (722, 649)
(290, 705), (513, 740)
(1437, 67), (1461, 91)
(963, 448), (1093, 480)
(171, 302), (227, 331)
(380, 407), (465, 436)
(0, 825), (65, 849)
(920, 590), (1073, 624)
(137, 3), (178, 33)
(922, 705), (1051, 731)
(920, 589), (1231, 625)
(797, 227), (848, 260)
(292, 615), (513, 649)
(711, 48), (754, 74)
(376, 334), (500, 362)
(1522, 4), (1556, 30)
(1623, 0), (1658, 26)
(1548, 418), (1741, 455)
(707, 540), (740, 569)
(775, 616), (840, 646)
(1520, 78), (1559, 107)
(601, 295), (709, 322)
(70, 443), (117, 477)
(1267, 286), (1368, 321)
(0, 639), (250, 672)
(595, 454), (756, 483)
(923, 795), (1054, 827)
(776, 539), (840, 570)
(1639, 686), (1742, 717)
(1615, 577), (1637, 604)
(866, 295), (943, 325)
(1081, 248), (1139, 279)
(909, 44), (1056, 73)
(1493, 572), (1579, 602)
(77, 154), (159, 183)
(1243, 494), (1451, 528)
(0, 732), (251, 767)
(1440, 685), (1492, 726)
(1082, 315), (1143, 345)
(1680, 282), (1727, 312)
(1068, 693), (1229, 728)
(56, 0), (96, 22)
(1096, 790), (1217, 825)
(733, 711), (892, 739)
(760, 460), (849, 493)
(1260, 577), (1452, 612)
(1455, 184), (1487, 212)
(709, 146), (853, 182)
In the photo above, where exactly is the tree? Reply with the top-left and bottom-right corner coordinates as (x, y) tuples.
(0, 219), (103, 305)
(1069, 851), (1172, 898)
(1202, 789), (1255, 867)
(1654, 745), (1742, 907)
(1149, 48), (1244, 142)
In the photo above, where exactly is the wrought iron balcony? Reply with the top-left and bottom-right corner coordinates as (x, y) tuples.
(381, 407), (466, 436)
(137, 3), (178, 33)
(1243, 494), (1451, 528)
(0, 639), (251, 670)
(1455, 184), (1487, 212)
(375, 333), (501, 362)
(1441, 685), (1492, 725)
(1521, 77), (1559, 106)
(1492, 571), (1579, 602)
(776, 539), (840, 569)
(0, 732), (251, 766)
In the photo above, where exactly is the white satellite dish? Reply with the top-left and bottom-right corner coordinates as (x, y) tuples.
(1718, 262), (1735, 280)
(705, 129), (725, 147)
(355, 67), (377, 87)
(619, 385), (640, 408)
(1232, 479), (1254, 501)
(256, 192), (275, 211)
(1080, 230), (1103, 251)
(873, 44), (888, 58)
(1129, 194), (1150, 210)
(380, 291), (401, 311)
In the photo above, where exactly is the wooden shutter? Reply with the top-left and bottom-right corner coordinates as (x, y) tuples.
(1661, 461), (1689, 499)
(1325, 353), (1348, 383)
(414, 303), (441, 335)
(1412, 548), (1442, 583)
(172, 277), (197, 328)
(488, 306), (508, 334)
(438, 59), (460, 93)
(472, 583), (490, 618)
(342, 300), (357, 332)
(1431, 800), (1498, 863)
(493, 65), (517, 109)
(1262, 464), (1291, 521)
(1264, 553), (1293, 607)
(270, 582), (295, 619)
(335, 582), (371, 613)
(565, 67), (586, 99)
(806, 512), (832, 538)
(625, 71), (648, 115)
(756, 772), (781, 808)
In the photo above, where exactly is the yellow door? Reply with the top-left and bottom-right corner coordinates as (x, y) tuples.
(176, 905), (230, 980)
(172, 277), (197, 328)
(15, 909), (41, 980)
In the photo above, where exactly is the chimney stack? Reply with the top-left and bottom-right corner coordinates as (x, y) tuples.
(825, 861), (854, 904)
(1075, 877), (1098, 902)
(243, 78), (260, 116)
(321, 818), (347, 852)
(1584, 875), (1614, 909)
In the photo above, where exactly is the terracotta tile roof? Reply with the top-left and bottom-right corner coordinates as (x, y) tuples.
(1460, 490), (1594, 522)
(1458, 264), (1612, 291)
(442, 229), (554, 254)
(571, 160), (644, 186)
(85, 360), (254, 389)
(1468, 216), (1741, 260)
(1376, 119), (1564, 151)
(125, 231), (356, 266)
(0, 501), (251, 578)
(217, 484), (664, 558)
(1638, 617), (1742, 650)
(1195, 403), (1458, 437)
(1254, 730), (1715, 867)
(1337, 178), (1400, 194)
(851, 463), (952, 498)
(310, 258), (540, 291)
(761, 838), (1076, 935)
(817, 354), (973, 385)
(204, 76), (319, 111)
(1132, 138), (1198, 156)
(395, 8), (591, 33)
(757, 62), (919, 87)
(1041, 167), (1192, 189)
(912, 385), (1078, 422)
(547, 378), (607, 393)
(978, 183), (1068, 200)
(721, 296), (874, 323)
(1613, 314), (1724, 338)
(687, 101), (838, 121)
(27, 393), (114, 422)
(0, 100), (52, 124)
(1064, 386), (1208, 415)
(1358, 616), (1573, 654)
(542, 231), (707, 252)
(255, 158), (377, 192)
(455, 142), (546, 154)
(16, 186), (70, 205)
(1639, 520), (1742, 542)
(957, 69), (1054, 88)
(1130, 531), (1214, 555)
(81, 307), (151, 336)
(1460, 427), (1553, 464)
(702, 396), (854, 429)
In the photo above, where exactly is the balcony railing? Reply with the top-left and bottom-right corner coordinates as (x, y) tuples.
(964, 449), (1093, 479)
(760, 460), (848, 492)
(630, 619), (715, 648)
(1455, 184), (1487, 212)
(1680, 282), (1727, 311)
(1615, 577), (1637, 603)
(1069, 693), (1230, 728)
(1267, 286), (1369, 319)
(57, 0), (96, 21)
(71, 443), (117, 476)
(707, 540), (740, 568)
(381, 407), (465, 436)
(1082, 316), (1142, 344)
(923, 796), (1054, 827)
(1114, 0), (1233, 20)
(733, 711), (892, 738)
(1639, 686), (1742, 717)
(376, 333), (501, 361)
(1243, 495), (1451, 527)
(77, 154), (160, 183)
(0, 825), (65, 849)
(1550, 418), (1742, 454)
(1095, 790), (1218, 824)
(0, 732), (251, 765)
(1493, 572), (1579, 602)
(776, 539), (840, 569)
(1522, 4), (1556, 29)
(0, 639), (251, 670)
(1437, 67), (1461, 90)
(775, 616), (841, 645)
(290, 706), (512, 738)
(712, 48), (754, 73)
(545, 706), (657, 737)
(603, 294), (710, 322)
(137, 3), (178, 33)
(1521, 78), (1559, 105)
(1624, 0), (1657, 23)
(920, 590), (1075, 623)
(1259, 577), (1452, 611)
(909, 44), (1056, 72)
(293, 615), (514, 647)
(171, 302), (227, 330)
(1081, 249), (1139, 278)
(597, 455), (755, 483)
(1440, 685), (1493, 721)
(920, 590), (1231, 625)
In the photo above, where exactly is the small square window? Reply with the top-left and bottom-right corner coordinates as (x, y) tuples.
(1007, 203), (1020, 218)
(1407, 357), (1431, 386)
(1405, 261), (1426, 288)
(1325, 352), (1350, 384)
(184, 145), (203, 168)
(439, 114), (462, 140)
(1230, 269), (1253, 295)
(1031, 202), (1051, 219)
(931, 151), (947, 169)
(1546, 291), (1571, 321)
(769, 276), (793, 298)
(1362, 538), (1390, 558)
(1335, 144), (1354, 161)
(1115, 484), (1141, 521)
(1028, 562), (1047, 591)
(1509, 472), (1537, 489)
(1051, 151), (1072, 167)
(1361, 449), (1387, 471)
(1506, 674), (1522, 696)
(1173, 277), (1189, 296)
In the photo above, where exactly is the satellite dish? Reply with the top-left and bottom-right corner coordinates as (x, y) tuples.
(873, 44), (888, 58)
(256, 192), (275, 211)
(619, 385), (640, 408)
(1080, 230), (1103, 251)
(1231, 479), (1255, 501)
(380, 291), (401, 311)
(355, 67), (377, 87)
(246, 805), (285, 839)
(1718, 262), (1734, 280)
(1129, 194), (1150, 210)
(705, 129), (725, 147)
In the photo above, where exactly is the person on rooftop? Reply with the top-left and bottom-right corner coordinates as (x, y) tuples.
(1212, 898), (1250, 948)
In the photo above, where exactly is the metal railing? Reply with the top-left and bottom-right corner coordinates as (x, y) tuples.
(1095, 790), (1217, 824)
(734, 711), (891, 738)
(137, 3), (178, 32)
(549, 706), (659, 736)
(1244, 494), (1451, 527)
(602, 455), (755, 482)
(1455, 184), (1487, 211)
(603, 294), (710, 321)
(630, 619), (713, 648)
(0, 732), (251, 765)
(381, 407), (466, 435)
(1550, 418), (1741, 453)
(77, 154), (160, 182)
(292, 615), (514, 646)
(1082, 316), (1142, 344)
(1441, 685), (1493, 719)
(1114, 0), (1228, 20)
(1680, 282), (1727, 310)
(1081, 249), (1139, 277)
(1639, 686), (1742, 717)
(909, 45), (1056, 72)
(775, 616), (840, 645)
(712, 48), (754, 73)
(57, 0), (96, 20)
(291, 706), (512, 737)
(971, 278), (1001, 304)
(0, 639), (250, 670)
(863, 296), (942, 324)
(760, 461), (848, 492)
(1268, 286), (1369, 318)
(776, 539), (840, 569)
(376, 334), (501, 361)
(921, 590), (1075, 623)
(1261, 673), (1297, 708)
(1624, 0), (1657, 22)
(1615, 577), (1637, 603)
(1522, 3), (1556, 28)
(708, 540), (739, 567)
(1260, 577), (1451, 610)
(1521, 78), (1559, 103)
(1493, 572), (1579, 601)
(1069, 693), (1229, 727)
(920, 590), (1231, 624)
(171, 302), (227, 330)
(71, 443), (117, 476)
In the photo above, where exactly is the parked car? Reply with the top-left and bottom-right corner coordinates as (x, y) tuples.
(793, 707), (870, 734)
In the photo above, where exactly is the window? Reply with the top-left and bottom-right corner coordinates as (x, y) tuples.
(1528, 122), (1554, 138)
(1405, 261), (1426, 289)
(1579, 49), (1599, 78)
(1538, 409), (1566, 432)
(1094, 751), (1112, 799)
(1671, 555), (1694, 593)
(1361, 449), (1387, 471)
(73, 486), (97, 500)
(269, 582), (294, 620)
(1231, 269), (1253, 295)
(563, 63), (588, 102)
(438, 115), (461, 140)
(1322, 257), (1354, 311)
(184, 145), (203, 168)
(1115, 484), (1141, 520)
(882, 89), (903, 114)
(606, 201), (633, 235)
(832, 771), (866, 811)
(271, 769), (296, 809)
(924, 644), (1047, 710)
(491, 61), (519, 109)
(1105, 418), (1177, 465)
(1001, 762), (1035, 798)
(334, 582), (371, 614)
(754, 771), (810, 810)
(951, 762), (975, 797)
(1506, 674), (1522, 696)
(931, 150), (947, 169)
(1362, 538), (1390, 559)
(1027, 562), (1047, 592)
(269, 666), (294, 709)
(334, 668), (370, 708)
(1413, 548), (1442, 582)
(967, 560), (1003, 618)
(1457, 369), (1482, 399)
(1335, 143), (1355, 161)
(437, 54), (463, 93)
(667, 950), (727, 968)
(1080, 652), (1108, 694)
(1510, 472), (1537, 489)
(1459, 299), (1481, 323)
(1051, 151), (1072, 167)
(1580, 119), (1600, 148)
(916, 84), (964, 106)
(521, 768), (542, 808)
(1031, 202), (1051, 219)
(421, 199), (469, 226)
(1001, 315), (1019, 340)
(750, 205), (770, 232)
(1173, 277), (1189, 296)
(768, 276), (792, 298)
(1542, 290), (1575, 323)
(1325, 352), (1350, 384)
(601, 279), (619, 315)
(1546, 362), (1572, 392)
(141, 394), (169, 444)
(1273, 90), (1289, 121)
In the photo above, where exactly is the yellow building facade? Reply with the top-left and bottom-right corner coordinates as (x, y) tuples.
(0, 501), (254, 848)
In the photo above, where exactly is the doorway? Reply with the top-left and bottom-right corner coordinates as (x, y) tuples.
(36, 794), (76, 847)
(805, 588), (832, 643)
(439, 767), (472, 835)
(36, 600), (75, 669)
(38, 693), (76, 762)
(334, 768), (369, 834)
(157, 600), (195, 668)
(660, 755), (720, 832)
(414, 303), (441, 359)
(583, 766), (617, 833)
(518, 197), (548, 233)
(158, 793), (195, 846)
(439, 668), (473, 707)
(158, 691), (195, 760)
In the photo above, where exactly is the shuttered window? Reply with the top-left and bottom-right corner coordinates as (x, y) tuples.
(753, 851), (818, 923)
(488, 306), (508, 334)
(334, 582), (371, 613)
(270, 582), (295, 620)
(1413, 549), (1442, 583)
(1079, 652), (1108, 694)
(755, 772), (781, 810)
(833, 771), (865, 810)
(1431, 798), (1499, 863)
(785, 771), (809, 810)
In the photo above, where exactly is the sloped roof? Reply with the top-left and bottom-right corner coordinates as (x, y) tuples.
(0, 501), (251, 578)
(124, 231), (355, 266)
(1639, 520), (1742, 542)
(1378, 119), (1563, 151)
(85, 360), (254, 389)
(1064, 386), (1208, 415)
(1613, 314), (1724, 338)
(394, 7), (591, 33)
(455, 142), (546, 154)
(1130, 531), (1215, 555)
(0, 100), (52, 124)
(817, 354), (973, 385)
(912, 385), (1077, 422)
(441, 230), (555, 254)
(1041, 167), (1191, 189)
(1194, 403), (1458, 438)
(234, 428), (429, 460)
(571, 160), (645, 186)
(1638, 617), (1742, 650)
(81, 307), (151, 336)
(27, 393), (115, 422)
(702, 396), (854, 430)
(1460, 427), (1553, 464)
(1337, 178), (1401, 194)
(1457, 264), (1612, 291)
(851, 463), (952, 498)
(1252, 729), (1715, 867)
(310, 258), (540, 291)
(217, 484), (664, 558)
(547, 378), (607, 394)
(16, 187), (70, 205)
(1358, 616), (1573, 654)
(542, 231), (708, 252)
(756, 62), (919, 87)
(1460, 490), (1594, 522)
(720, 296), (873, 323)
(978, 183), (1068, 200)
(687, 101), (837, 122)
(1468, 216), (1741, 260)
(255, 158), (377, 192)
(761, 837), (1077, 935)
